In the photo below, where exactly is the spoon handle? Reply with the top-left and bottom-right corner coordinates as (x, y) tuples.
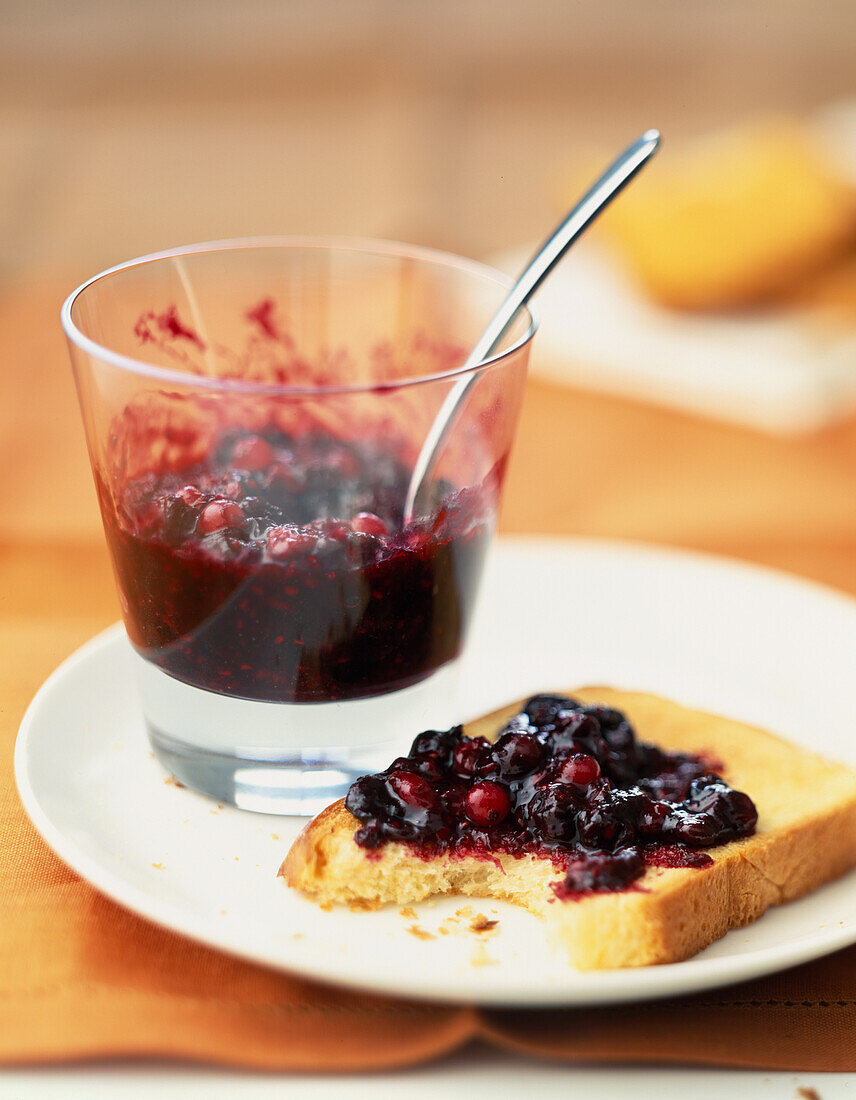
(403, 128), (661, 523)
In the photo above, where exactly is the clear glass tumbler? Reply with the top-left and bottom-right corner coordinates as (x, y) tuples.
(63, 237), (535, 813)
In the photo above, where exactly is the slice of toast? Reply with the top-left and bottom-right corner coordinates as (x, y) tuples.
(281, 688), (856, 968)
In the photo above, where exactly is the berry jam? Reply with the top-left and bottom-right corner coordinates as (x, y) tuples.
(344, 693), (758, 898)
(102, 427), (495, 702)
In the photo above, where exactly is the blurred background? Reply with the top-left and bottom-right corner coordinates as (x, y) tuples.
(2, 0), (855, 272)
(2, 0), (856, 592)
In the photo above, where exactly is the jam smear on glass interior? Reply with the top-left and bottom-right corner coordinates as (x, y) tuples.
(344, 693), (759, 898)
(103, 427), (495, 703)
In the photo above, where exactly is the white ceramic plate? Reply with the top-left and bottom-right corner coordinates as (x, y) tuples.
(15, 538), (856, 1006)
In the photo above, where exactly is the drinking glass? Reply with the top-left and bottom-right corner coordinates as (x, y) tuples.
(63, 237), (535, 813)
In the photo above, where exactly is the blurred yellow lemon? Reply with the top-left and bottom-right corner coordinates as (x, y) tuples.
(587, 121), (856, 311)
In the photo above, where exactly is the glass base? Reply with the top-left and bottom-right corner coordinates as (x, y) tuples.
(136, 654), (462, 815)
(148, 726), (388, 815)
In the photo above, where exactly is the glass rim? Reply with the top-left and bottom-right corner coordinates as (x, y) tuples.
(61, 234), (539, 397)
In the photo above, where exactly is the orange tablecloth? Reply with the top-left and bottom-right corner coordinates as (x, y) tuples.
(2, 276), (856, 1069)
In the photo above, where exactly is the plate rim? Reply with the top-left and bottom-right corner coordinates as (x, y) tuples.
(15, 537), (856, 1006)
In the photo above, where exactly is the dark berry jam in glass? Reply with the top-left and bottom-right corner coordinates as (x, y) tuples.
(102, 427), (497, 703)
(67, 239), (534, 812)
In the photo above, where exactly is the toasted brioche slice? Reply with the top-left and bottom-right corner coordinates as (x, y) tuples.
(281, 688), (856, 968)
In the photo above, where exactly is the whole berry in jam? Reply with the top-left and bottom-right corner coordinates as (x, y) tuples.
(197, 499), (246, 534)
(410, 727), (461, 761)
(452, 736), (489, 777)
(523, 694), (579, 728)
(492, 732), (543, 778)
(583, 705), (640, 782)
(350, 512), (388, 537)
(661, 776), (758, 846)
(465, 781), (511, 826)
(556, 753), (601, 787)
(387, 770), (437, 811)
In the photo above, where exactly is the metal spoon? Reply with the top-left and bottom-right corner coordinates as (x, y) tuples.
(403, 128), (661, 523)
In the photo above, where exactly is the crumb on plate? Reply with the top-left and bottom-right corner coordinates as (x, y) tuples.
(407, 924), (436, 941)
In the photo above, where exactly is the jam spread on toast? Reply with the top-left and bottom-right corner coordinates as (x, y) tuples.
(345, 693), (758, 897)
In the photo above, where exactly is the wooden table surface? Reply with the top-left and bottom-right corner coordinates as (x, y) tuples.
(3, 274), (856, 784)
